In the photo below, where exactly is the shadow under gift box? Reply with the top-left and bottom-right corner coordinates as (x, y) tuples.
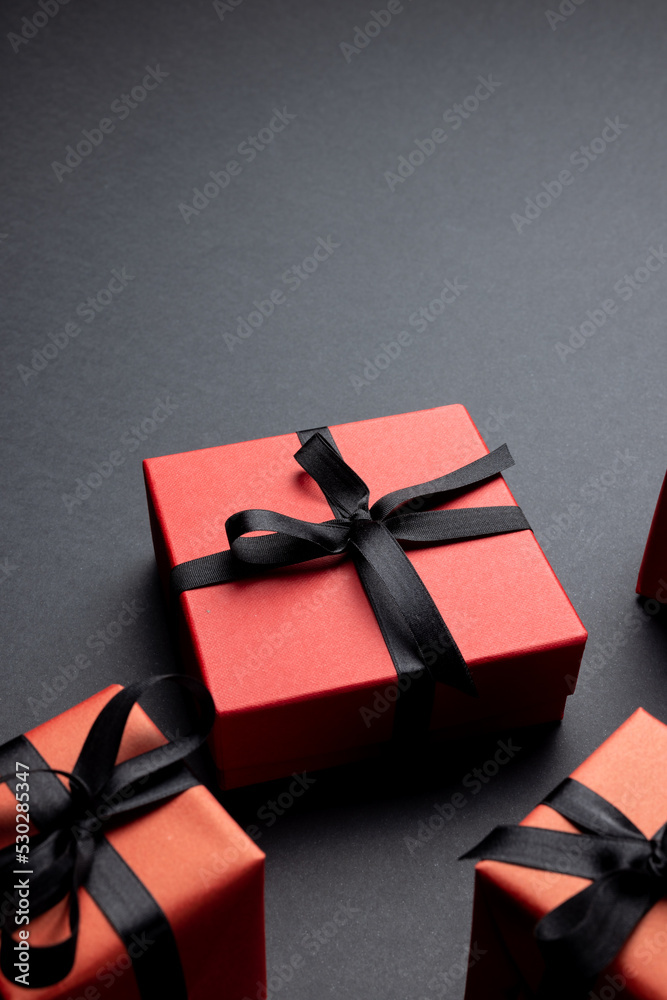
(143, 404), (588, 789)
(0, 686), (266, 1000)
(464, 708), (667, 1000)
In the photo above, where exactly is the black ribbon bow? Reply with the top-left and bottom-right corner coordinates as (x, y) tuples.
(0, 674), (215, 997)
(461, 776), (667, 999)
(171, 426), (530, 742)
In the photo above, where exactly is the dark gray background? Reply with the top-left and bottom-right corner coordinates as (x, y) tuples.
(1, 0), (666, 996)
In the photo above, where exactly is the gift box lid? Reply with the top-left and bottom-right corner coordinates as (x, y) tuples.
(475, 708), (667, 996)
(144, 405), (587, 779)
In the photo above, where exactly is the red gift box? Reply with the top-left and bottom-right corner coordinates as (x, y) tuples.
(637, 470), (667, 603)
(0, 682), (266, 1000)
(143, 405), (587, 789)
(463, 708), (667, 999)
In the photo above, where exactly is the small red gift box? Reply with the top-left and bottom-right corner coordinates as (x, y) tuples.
(463, 708), (667, 999)
(0, 679), (266, 1000)
(143, 405), (587, 789)
(637, 470), (667, 604)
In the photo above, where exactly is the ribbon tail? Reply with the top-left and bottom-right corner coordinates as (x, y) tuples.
(370, 443), (518, 520)
(350, 519), (476, 696)
(294, 431), (369, 519)
(0, 830), (92, 990)
(535, 870), (655, 999)
(1, 926), (78, 990)
(86, 838), (188, 1000)
(350, 547), (437, 746)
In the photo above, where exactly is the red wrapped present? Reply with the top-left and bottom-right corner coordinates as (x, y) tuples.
(143, 405), (587, 789)
(462, 708), (667, 999)
(637, 470), (667, 604)
(0, 675), (266, 1000)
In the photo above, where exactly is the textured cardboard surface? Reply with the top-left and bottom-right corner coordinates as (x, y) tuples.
(2, 0), (667, 995)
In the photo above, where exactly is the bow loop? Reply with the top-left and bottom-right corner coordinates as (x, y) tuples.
(225, 508), (350, 566)
(295, 432), (370, 519)
(48, 769), (100, 840)
(369, 442), (518, 521)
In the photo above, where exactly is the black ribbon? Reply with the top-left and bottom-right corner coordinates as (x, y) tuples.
(461, 776), (667, 999)
(0, 674), (215, 997)
(171, 426), (530, 743)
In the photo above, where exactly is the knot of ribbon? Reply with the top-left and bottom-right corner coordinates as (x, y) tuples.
(0, 674), (215, 996)
(461, 776), (667, 999)
(171, 427), (531, 736)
